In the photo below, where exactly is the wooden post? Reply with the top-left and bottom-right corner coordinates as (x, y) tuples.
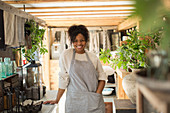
(43, 26), (51, 90)
(136, 83), (143, 113)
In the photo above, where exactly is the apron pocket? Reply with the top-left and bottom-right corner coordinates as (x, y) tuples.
(66, 92), (87, 113)
(88, 92), (103, 112)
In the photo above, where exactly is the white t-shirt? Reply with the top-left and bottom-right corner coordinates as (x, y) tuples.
(59, 48), (107, 89)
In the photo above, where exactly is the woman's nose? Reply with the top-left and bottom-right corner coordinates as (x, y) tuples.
(77, 41), (82, 45)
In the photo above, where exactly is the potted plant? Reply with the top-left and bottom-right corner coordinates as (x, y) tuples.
(14, 20), (48, 63)
(100, 30), (161, 71)
(99, 30), (161, 104)
(23, 20), (48, 62)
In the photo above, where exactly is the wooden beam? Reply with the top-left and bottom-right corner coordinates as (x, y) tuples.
(29, 10), (134, 14)
(42, 16), (126, 27)
(46, 19), (121, 27)
(43, 17), (125, 21)
(33, 13), (130, 17)
(40, 16), (127, 20)
(18, 5), (134, 10)
(0, 1), (46, 25)
(52, 26), (117, 30)
(118, 15), (141, 31)
(3, 0), (134, 4)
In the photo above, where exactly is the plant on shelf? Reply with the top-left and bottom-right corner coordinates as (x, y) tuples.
(100, 30), (161, 72)
(14, 20), (48, 63)
(115, 30), (161, 71)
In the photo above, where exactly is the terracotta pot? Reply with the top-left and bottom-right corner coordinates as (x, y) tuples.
(122, 68), (142, 104)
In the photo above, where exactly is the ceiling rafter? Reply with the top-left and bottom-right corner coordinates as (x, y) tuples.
(34, 13), (130, 17)
(3, 0), (134, 4)
(2, 0), (135, 27)
(18, 5), (133, 10)
(28, 10), (133, 14)
(42, 16), (127, 20)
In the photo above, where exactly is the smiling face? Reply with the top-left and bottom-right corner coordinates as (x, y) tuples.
(73, 33), (87, 54)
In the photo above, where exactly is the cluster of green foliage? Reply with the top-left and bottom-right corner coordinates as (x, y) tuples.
(99, 49), (112, 64)
(134, 0), (170, 59)
(99, 30), (161, 71)
(134, 0), (170, 80)
(14, 20), (48, 62)
(23, 20), (48, 61)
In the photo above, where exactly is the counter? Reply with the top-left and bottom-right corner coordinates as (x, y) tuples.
(39, 90), (58, 113)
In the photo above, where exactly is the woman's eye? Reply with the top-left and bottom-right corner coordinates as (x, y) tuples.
(80, 40), (85, 42)
(73, 40), (85, 43)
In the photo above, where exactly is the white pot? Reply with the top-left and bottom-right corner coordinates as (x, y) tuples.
(122, 68), (142, 104)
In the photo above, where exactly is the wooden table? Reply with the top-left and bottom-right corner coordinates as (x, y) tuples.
(137, 83), (170, 113)
(116, 68), (131, 99)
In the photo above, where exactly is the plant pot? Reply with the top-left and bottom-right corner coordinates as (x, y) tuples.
(122, 68), (142, 104)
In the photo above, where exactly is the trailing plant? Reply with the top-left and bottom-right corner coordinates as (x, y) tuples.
(14, 20), (48, 62)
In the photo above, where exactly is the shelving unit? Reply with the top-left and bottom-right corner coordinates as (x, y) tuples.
(0, 74), (20, 113)
(137, 83), (170, 113)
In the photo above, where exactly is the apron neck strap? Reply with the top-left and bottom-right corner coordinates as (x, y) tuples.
(72, 49), (92, 63)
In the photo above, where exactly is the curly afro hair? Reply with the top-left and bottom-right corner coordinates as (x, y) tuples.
(68, 25), (89, 44)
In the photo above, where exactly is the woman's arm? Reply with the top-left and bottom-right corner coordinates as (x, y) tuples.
(96, 80), (105, 94)
(43, 88), (65, 104)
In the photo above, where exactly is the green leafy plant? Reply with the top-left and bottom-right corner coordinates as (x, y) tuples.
(99, 49), (112, 64)
(24, 20), (48, 61)
(134, 0), (170, 80)
(134, 0), (170, 60)
(14, 20), (48, 62)
(100, 30), (161, 71)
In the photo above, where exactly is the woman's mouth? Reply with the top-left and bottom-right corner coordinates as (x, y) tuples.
(77, 46), (83, 49)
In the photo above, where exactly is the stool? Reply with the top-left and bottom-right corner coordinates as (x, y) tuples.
(113, 99), (136, 113)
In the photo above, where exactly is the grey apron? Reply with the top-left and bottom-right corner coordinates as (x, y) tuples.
(65, 49), (105, 113)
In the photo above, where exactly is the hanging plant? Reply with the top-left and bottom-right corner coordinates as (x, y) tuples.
(23, 20), (48, 62)
(14, 20), (48, 62)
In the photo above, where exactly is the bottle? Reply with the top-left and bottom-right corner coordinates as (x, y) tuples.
(1, 62), (6, 78)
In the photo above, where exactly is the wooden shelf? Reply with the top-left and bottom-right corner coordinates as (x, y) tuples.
(1, 73), (18, 81)
(137, 83), (170, 113)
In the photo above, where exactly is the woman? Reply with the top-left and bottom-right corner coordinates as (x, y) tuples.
(44, 25), (107, 113)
